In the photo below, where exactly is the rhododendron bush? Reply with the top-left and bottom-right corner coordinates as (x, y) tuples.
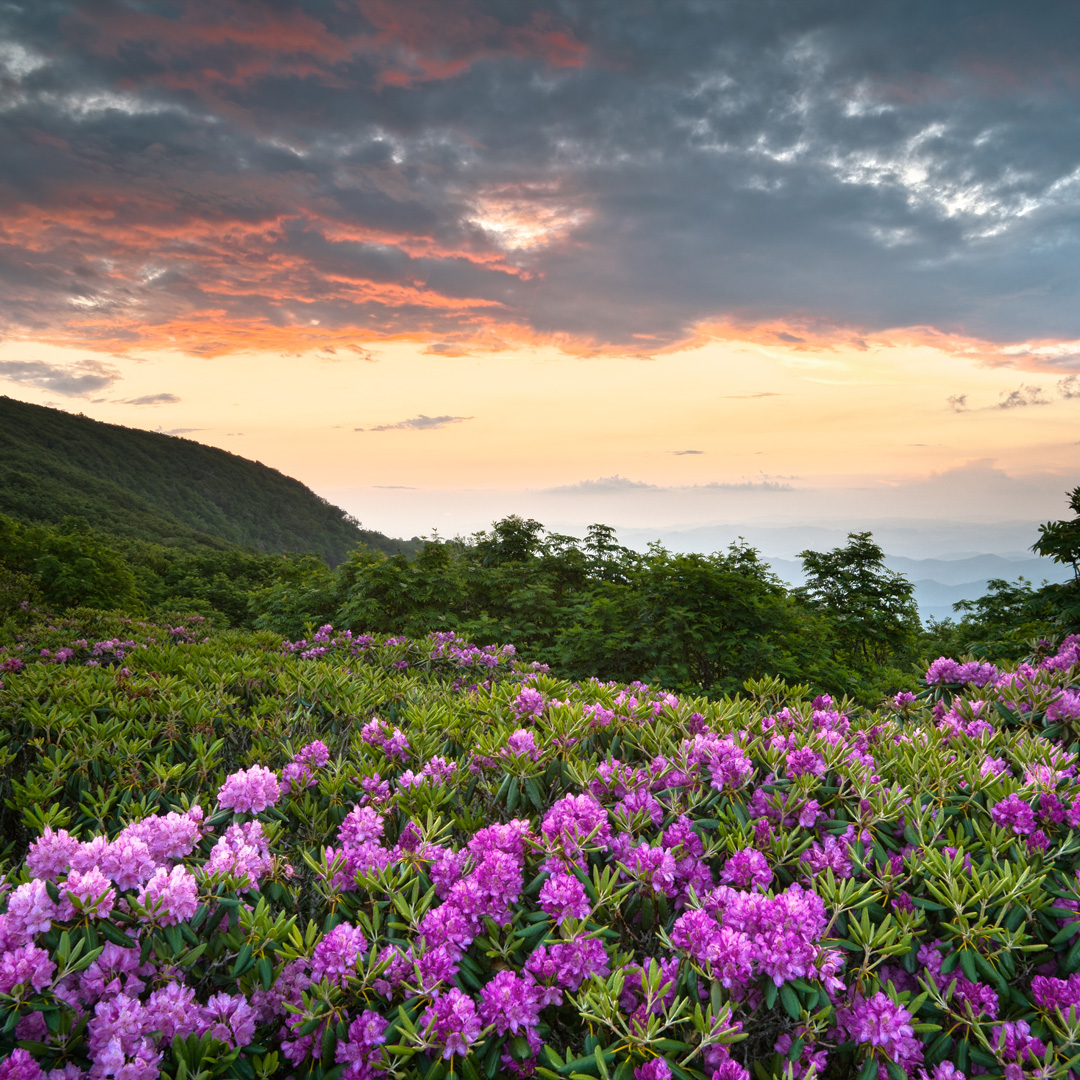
(2, 623), (1080, 1079)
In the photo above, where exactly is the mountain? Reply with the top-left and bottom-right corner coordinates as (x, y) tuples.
(762, 553), (1071, 623)
(0, 396), (410, 564)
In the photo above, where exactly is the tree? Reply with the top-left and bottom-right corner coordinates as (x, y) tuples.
(1033, 486), (1080, 578)
(796, 531), (920, 668)
(1031, 487), (1080, 630)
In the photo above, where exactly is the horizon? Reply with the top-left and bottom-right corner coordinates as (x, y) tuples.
(0, 1), (1078, 550)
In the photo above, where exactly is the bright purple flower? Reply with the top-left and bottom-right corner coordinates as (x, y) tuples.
(137, 865), (198, 925)
(513, 687), (546, 720)
(990, 793), (1036, 835)
(1032, 974), (1080, 1013)
(217, 764), (281, 814)
(539, 872), (591, 924)
(799, 836), (852, 880)
(947, 976), (999, 1019)
(994, 1020), (1047, 1064)
(312, 923), (368, 987)
(25, 827), (80, 881)
(616, 788), (664, 827)
(711, 1055), (750, 1080)
(504, 729), (540, 759)
(339, 806), (385, 847)
(0, 1050), (42, 1080)
(547, 937), (610, 990)
(926, 657), (962, 684)
(145, 981), (202, 1042)
(297, 740), (331, 767)
(479, 970), (542, 1035)
(58, 867), (116, 920)
(786, 746), (826, 779)
(87, 992), (160, 1077)
(280, 761), (315, 793)
(541, 794), (611, 856)
(98, 835), (158, 891)
(6, 880), (57, 941)
(893, 691), (917, 709)
(0, 944), (55, 994)
(202, 992), (256, 1049)
(839, 991), (922, 1071)
(336, 1010), (389, 1079)
(203, 821), (273, 887)
(119, 808), (202, 864)
(721, 849), (772, 891)
(920, 1065), (965, 1080)
(422, 987), (482, 1059)
(635, 1063), (671, 1080)
(469, 819), (532, 860)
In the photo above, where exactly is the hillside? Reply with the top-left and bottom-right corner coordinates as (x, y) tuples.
(0, 395), (409, 564)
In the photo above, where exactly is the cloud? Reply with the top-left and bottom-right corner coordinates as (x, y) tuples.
(997, 384), (1050, 409)
(672, 449), (704, 455)
(543, 475), (792, 495)
(0, 358), (119, 396)
(722, 392), (782, 399)
(374, 484), (417, 489)
(947, 394), (968, 412)
(357, 414), (474, 431)
(1059, 374), (1080, 399)
(119, 392), (180, 405)
(159, 426), (203, 435)
(8, 2), (1080, 361)
(545, 475), (657, 495)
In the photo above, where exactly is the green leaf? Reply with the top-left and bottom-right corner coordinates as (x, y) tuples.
(779, 982), (801, 1020)
(857, 1058), (879, 1080)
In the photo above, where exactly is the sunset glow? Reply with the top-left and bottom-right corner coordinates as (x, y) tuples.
(2, 1), (1078, 551)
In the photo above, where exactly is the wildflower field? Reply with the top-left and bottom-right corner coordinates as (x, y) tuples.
(2, 619), (1080, 1080)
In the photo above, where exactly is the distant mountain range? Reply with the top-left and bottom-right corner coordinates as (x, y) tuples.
(762, 553), (1072, 622)
(615, 522), (1072, 622)
(0, 396), (413, 564)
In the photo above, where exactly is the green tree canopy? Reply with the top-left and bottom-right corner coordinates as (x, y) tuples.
(796, 531), (920, 669)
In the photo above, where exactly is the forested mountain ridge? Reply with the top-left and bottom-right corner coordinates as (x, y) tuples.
(0, 395), (409, 563)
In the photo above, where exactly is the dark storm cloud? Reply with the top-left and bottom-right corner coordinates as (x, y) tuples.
(5, 1), (1080, 356)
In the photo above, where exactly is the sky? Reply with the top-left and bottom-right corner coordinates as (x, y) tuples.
(1, 0), (1079, 557)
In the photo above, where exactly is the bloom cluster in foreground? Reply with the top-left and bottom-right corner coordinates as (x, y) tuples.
(2, 630), (1080, 1079)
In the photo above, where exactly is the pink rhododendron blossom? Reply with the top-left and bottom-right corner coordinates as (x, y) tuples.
(0, 944), (55, 994)
(137, 865), (198, 925)
(25, 827), (80, 882)
(422, 987), (482, 1059)
(721, 848), (772, 891)
(479, 969), (542, 1035)
(538, 871), (591, 924)
(217, 764), (281, 813)
(58, 867), (116, 920)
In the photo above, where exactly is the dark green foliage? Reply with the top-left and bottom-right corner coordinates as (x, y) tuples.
(0, 395), (413, 564)
(0, 515), (138, 612)
(1033, 485), (1080, 578)
(311, 519), (904, 702)
(796, 531), (921, 669)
